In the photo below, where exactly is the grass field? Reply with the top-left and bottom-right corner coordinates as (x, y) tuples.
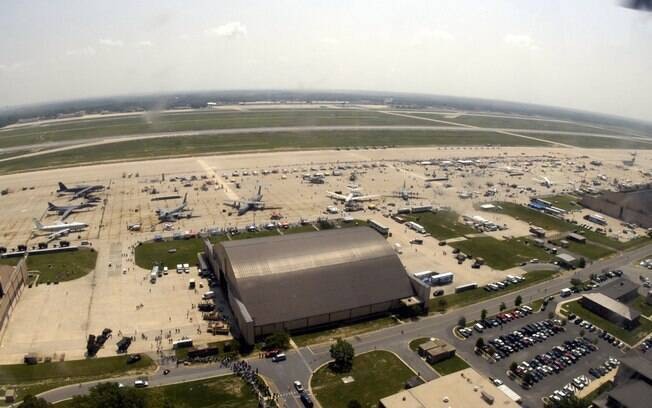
(0, 110), (429, 149)
(488, 202), (575, 232)
(406, 113), (625, 135)
(627, 295), (652, 318)
(522, 133), (652, 149)
(311, 351), (414, 408)
(405, 210), (475, 240)
(0, 355), (155, 403)
(134, 239), (207, 270)
(449, 236), (553, 270)
(54, 374), (258, 408)
(575, 228), (650, 251)
(28, 248), (97, 283)
(292, 315), (399, 347)
(541, 194), (582, 211)
(561, 300), (652, 346)
(429, 268), (559, 313)
(0, 129), (548, 174)
(562, 241), (615, 260)
(0, 257), (19, 267)
(429, 355), (470, 376)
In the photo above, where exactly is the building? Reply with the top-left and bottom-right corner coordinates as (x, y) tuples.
(556, 253), (579, 268)
(599, 278), (640, 303)
(379, 368), (521, 408)
(579, 185), (652, 228)
(579, 293), (640, 330)
(0, 259), (28, 331)
(209, 227), (417, 344)
(593, 351), (652, 408)
(417, 338), (455, 364)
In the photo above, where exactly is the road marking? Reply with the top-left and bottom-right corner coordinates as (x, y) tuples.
(196, 158), (239, 201)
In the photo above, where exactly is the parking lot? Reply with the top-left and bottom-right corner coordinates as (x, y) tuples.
(445, 302), (626, 407)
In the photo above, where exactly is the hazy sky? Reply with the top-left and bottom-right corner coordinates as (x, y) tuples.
(1, 0), (651, 120)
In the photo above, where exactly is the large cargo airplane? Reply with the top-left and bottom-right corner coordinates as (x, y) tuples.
(224, 185), (281, 216)
(47, 201), (95, 220)
(33, 218), (87, 233)
(57, 182), (104, 199)
(156, 193), (191, 222)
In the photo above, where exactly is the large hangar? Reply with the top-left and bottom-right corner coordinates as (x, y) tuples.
(211, 227), (417, 344)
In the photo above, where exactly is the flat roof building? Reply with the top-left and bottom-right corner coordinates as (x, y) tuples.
(379, 368), (521, 408)
(579, 293), (640, 330)
(556, 253), (578, 268)
(417, 338), (455, 364)
(211, 227), (416, 344)
(599, 278), (640, 303)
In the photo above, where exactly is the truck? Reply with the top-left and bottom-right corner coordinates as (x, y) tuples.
(560, 288), (572, 297)
(149, 271), (157, 283)
(497, 384), (522, 404)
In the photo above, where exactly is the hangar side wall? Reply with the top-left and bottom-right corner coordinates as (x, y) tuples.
(580, 193), (652, 229)
(0, 259), (28, 333)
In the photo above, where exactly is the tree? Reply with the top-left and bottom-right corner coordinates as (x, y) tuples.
(330, 338), (354, 373)
(68, 383), (146, 408)
(457, 316), (466, 328)
(265, 331), (290, 350)
(557, 395), (591, 408)
(475, 337), (485, 349)
(509, 361), (518, 373)
(579, 257), (587, 268)
(480, 309), (488, 321)
(18, 396), (51, 408)
(570, 278), (583, 287)
(347, 401), (362, 408)
(499, 302), (506, 311)
(515, 295), (522, 307)
(437, 298), (447, 312)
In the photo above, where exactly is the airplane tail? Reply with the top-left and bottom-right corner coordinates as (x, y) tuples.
(33, 218), (43, 229)
(57, 182), (67, 192)
(47, 202), (56, 210)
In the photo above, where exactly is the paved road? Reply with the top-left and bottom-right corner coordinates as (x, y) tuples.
(36, 243), (652, 407)
(2, 124), (648, 164)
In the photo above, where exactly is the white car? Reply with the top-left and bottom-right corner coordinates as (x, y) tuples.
(134, 379), (149, 388)
(293, 380), (304, 393)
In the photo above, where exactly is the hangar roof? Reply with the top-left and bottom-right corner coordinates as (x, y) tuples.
(218, 227), (414, 326)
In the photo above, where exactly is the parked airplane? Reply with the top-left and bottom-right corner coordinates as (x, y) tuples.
(533, 176), (556, 188)
(156, 193), (190, 221)
(57, 182), (104, 199)
(327, 187), (379, 204)
(224, 185), (281, 216)
(33, 218), (87, 233)
(389, 181), (420, 201)
(47, 201), (95, 220)
(46, 229), (71, 242)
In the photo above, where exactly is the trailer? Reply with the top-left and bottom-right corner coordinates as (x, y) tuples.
(497, 384), (522, 404)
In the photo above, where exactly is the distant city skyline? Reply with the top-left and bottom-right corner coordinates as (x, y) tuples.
(1, 0), (651, 121)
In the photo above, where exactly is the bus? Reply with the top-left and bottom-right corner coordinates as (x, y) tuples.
(367, 219), (390, 237)
(455, 283), (478, 293)
(405, 221), (426, 234)
(173, 338), (193, 349)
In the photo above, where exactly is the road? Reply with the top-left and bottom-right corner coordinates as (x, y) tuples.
(2, 124), (649, 164)
(36, 242), (652, 407)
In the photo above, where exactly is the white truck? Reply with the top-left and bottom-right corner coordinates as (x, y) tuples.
(497, 384), (522, 404)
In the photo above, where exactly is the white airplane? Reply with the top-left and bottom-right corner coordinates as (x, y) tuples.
(46, 229), (71, 242)
(327, 187), (379, 204)
(33, 218), (87, 233)
(533, 176), (555, 188)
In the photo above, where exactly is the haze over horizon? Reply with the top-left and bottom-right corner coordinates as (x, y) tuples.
(1, 0), (651, 121)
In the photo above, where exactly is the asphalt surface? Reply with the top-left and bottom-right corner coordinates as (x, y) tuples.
(36, 242), (652, 407)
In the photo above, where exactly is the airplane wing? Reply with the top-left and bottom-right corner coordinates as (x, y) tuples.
(350, 194), (379, 202)
(60, 208), (74, 220)
(327, 192), (347, 201)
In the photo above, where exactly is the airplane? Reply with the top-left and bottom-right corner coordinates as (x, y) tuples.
(33, 218), (87, 233)
(389, 181), (420, 201)
(46, 229), (71, 242)
(57, 182), (104, 199)
(533, 176), (555, 188)
(223, 185), (282, 216)
(327, 187), (379, 204)
(47, 201), (96, 220)
(156, 193), (191, 221)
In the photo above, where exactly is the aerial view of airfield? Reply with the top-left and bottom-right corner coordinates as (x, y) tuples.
(0, 1), (651, 408)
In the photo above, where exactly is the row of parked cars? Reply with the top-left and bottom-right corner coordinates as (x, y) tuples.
(547, 375), (591, 405)
(484, 275), (526, 292)
(640, 338), (652, 353)
(487, 319), (565, 361)
(588, 357), (620, 379)
(512, 337), (598, 388)
(568, 314), (625, 348)
(458, 306), (535, 338)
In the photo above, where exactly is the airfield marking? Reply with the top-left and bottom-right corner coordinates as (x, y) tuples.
(196, 158), (239, 201)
